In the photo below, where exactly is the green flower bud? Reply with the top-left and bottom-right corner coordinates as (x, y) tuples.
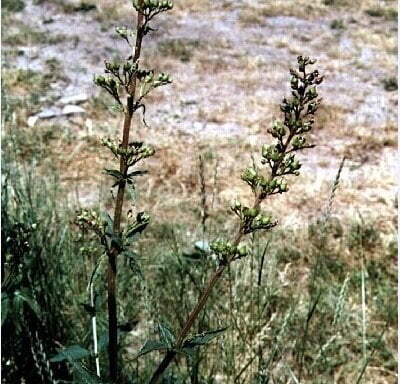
(144, 74), (153, 83)
(94, 74), (106, 86)
(105, 77), (117, 88)
(292, 136), (306, 149)
(291, 97), (300, 106)
(291, 159), (301, 171)
(230, 199), (241, 212)
(116, 26), (128, 38)
(211, 238), (227, 254)
(241, 167), (258, 183)
(259, 214), (271, 226)
(137, 211), (150, 223)
(237, 244), (247, 257)
(243, 207), (259, 218)
(258, 176), (269, 188)
(140, 145), (155, 158)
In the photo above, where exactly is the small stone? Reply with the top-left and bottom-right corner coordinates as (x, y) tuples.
(195, 240), (210, 253)
(62, 105), (86, 115)
(37, 108), (58, 119)
(27, 116), (39, 128)
(59, 93), (88, 105)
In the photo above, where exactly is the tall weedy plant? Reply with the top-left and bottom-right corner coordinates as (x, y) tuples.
(75, 0), (174, 381)
(73, 2), (323, 381)
(147, 56), (324, 383)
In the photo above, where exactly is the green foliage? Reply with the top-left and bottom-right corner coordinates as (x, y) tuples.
(2, 0), (25, 12)
(50, 345), (92, 363)
(365, 7), (398, 21)
(1, 156), (88, 383)
(382, 76), (398, 91)
(330, 19), (345, 29)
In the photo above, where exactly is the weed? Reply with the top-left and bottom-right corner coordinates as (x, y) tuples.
(348, 221), (381, 251)
(330, 19), (345, 30)
(158, 39), (202, 62)
(365, 7), (398, 21)
(2, 0), (25, 12)
(382, 76), (398, 91)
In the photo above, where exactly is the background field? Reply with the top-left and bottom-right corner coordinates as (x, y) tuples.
(1, 0), (398, 383)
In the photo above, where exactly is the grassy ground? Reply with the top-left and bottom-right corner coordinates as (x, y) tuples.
(1, 0), (397, 383)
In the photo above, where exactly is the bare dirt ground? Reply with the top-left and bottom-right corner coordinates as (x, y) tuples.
(2, 0), (397, 237)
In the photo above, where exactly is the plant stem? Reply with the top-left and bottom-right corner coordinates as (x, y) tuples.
(90, 283), (100, 376)
(149, 61), (319, 383)
(148, 227), (249, 384)
(149, 116), (297, 383)
(107, 6), (144, 382)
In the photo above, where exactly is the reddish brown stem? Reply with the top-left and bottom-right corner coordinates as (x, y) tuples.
(107, 5), (144, 382)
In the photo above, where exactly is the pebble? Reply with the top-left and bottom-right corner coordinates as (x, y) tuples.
(62, 105), (86, 115)
(59, 93), (88, 105)
(37, 108), (59, 119)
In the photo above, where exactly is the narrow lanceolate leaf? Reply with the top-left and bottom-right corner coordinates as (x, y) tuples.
(104, 169), (124, 180)
(125, 221), (149, 239)
(101, 211), (114, 235)
(1, 293), (10, 326)
(49, 345), (91, 362)
(127, 170), (148, 178)
(14, 288), (41, 318)
(137, 340), (170, 358)
(122, 250), (143, 278)
(157, 323), (175, 347)
(181, 327), (228, 350)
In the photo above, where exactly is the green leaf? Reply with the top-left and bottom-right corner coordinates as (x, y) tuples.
(127, 170), (148, 178)
(70, 360), (111, 384)
(181, 327), (228, 351)
(1, 293), (10, 326)
(122, 250), (143, 278)
(14, 288), (41, 318)
(158, 323), (175, 347)
(101, 211), (114, 234)
(98, 332), (108, 352)
(104, 169), (123, 180)
(50, 345), (91, 362)
(137, 340), (169, 358)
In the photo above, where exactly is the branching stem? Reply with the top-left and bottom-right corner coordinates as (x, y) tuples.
(107, 4), (144, 382)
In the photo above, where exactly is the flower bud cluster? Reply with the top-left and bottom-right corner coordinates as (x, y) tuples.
(279, 57), (323, 137)
(210, 239), (248, 263)
(243, 209), (277, 234)
(278, 153), (301, 176)
(241, 166), (289, 196)
(133, 0), (173, 13)
(94, 74), (121, 104)
(267, 120), (286, 139)
(101, 137), (155, 166)
(138, 71), (172, 99)
(76, 209), (106, 238)
(230, 200), (277, 234)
